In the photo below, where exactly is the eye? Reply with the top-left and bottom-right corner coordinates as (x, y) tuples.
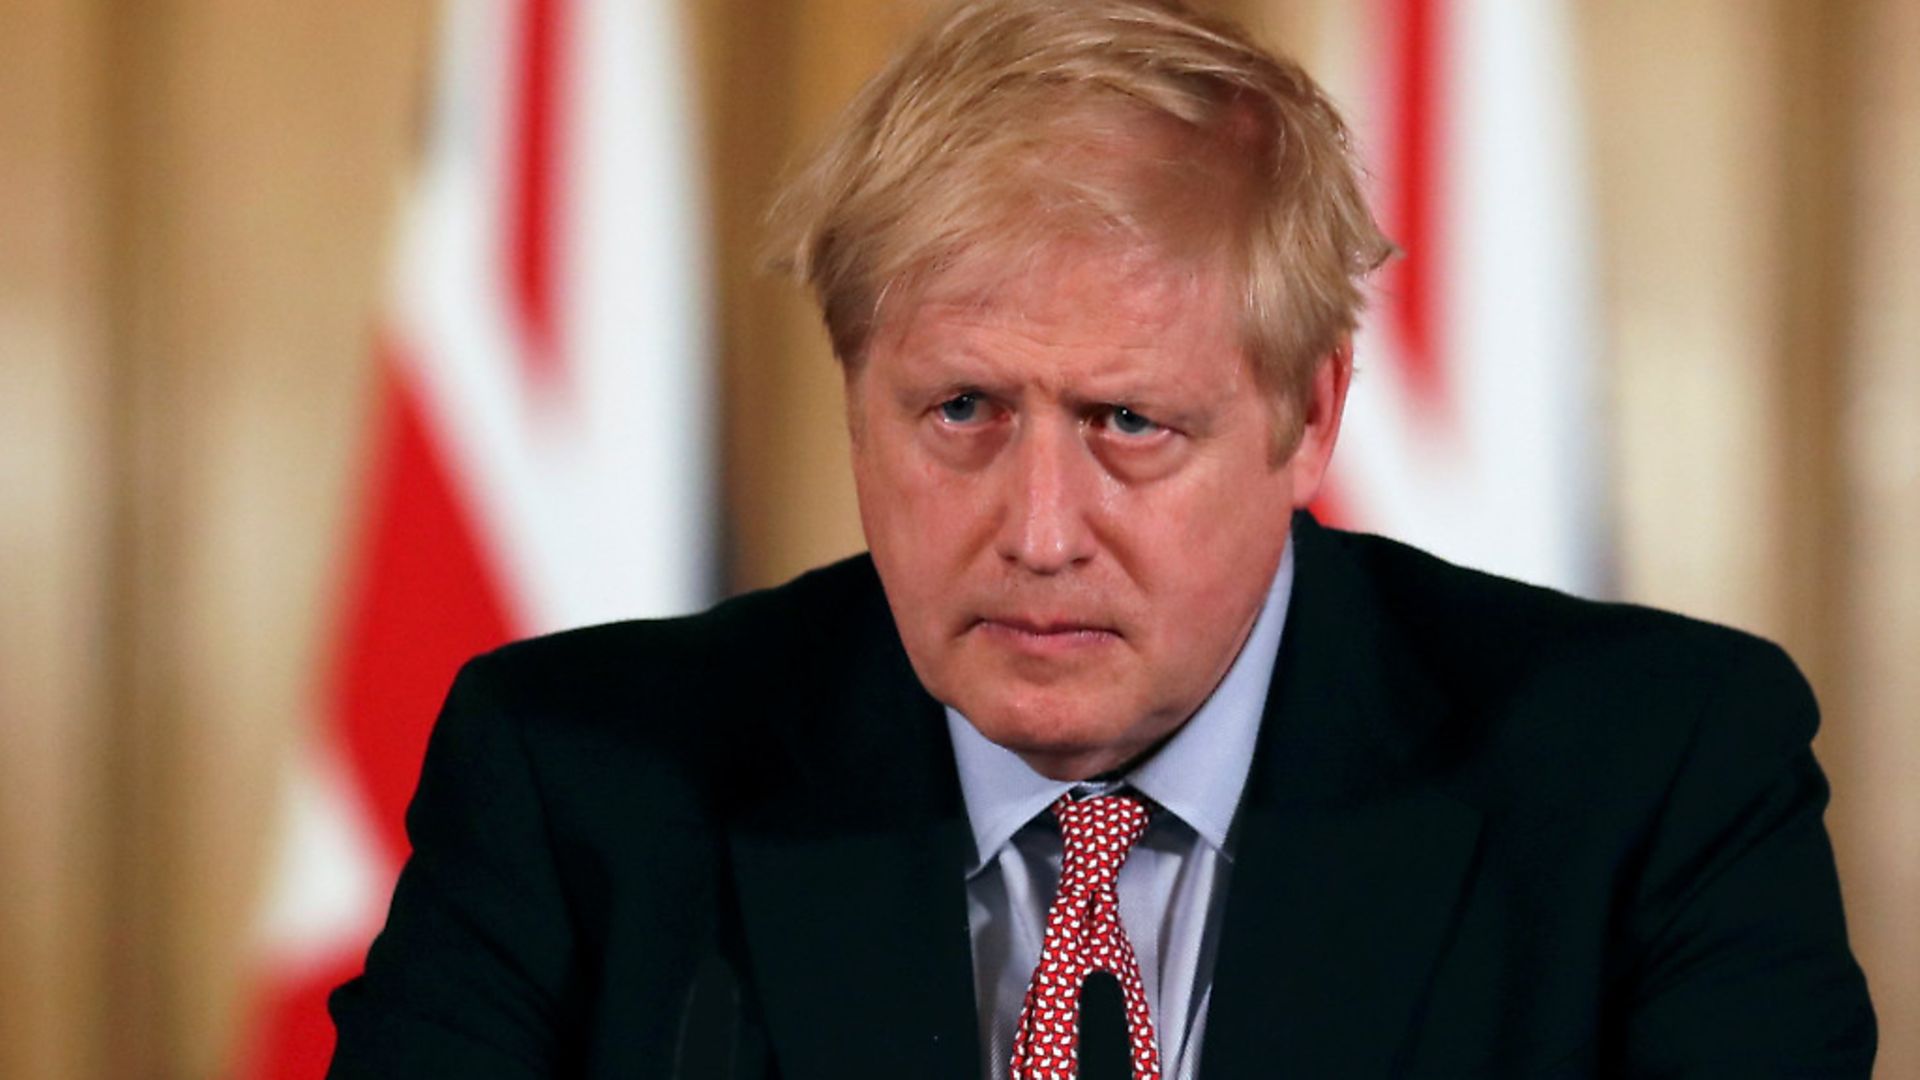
(1106, 405), (1162, 437)
(938, 392), (985, 425)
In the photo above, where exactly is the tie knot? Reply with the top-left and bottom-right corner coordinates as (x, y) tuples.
(1051, 793), (1151, 894)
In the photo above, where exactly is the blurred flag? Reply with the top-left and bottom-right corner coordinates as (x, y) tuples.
(233, 0), (714, 1074)
(1326, 0), (1603, 594)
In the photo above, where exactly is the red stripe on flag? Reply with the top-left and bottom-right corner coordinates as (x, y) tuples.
(1381, 0), (1448, 411)
(328, 350), (521, 858)
(235, 346), (520, 1078)
(231, 953), (366, 1080)
(508, 0), (567, 387)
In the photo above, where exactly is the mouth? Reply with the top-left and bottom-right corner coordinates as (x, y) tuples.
(971, 615), (1121, 657)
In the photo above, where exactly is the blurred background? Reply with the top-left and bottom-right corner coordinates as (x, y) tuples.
(1, 0), (1914, 1076)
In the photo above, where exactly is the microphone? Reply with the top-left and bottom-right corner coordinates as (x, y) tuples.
(1078, 971), (1131, 1080)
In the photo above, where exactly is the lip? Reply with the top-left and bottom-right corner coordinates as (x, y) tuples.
(972, 615), (1120, 657)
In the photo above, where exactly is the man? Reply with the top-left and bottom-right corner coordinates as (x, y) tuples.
(328, 1), (1876, 1076)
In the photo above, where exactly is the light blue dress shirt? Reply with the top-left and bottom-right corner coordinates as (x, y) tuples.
(945, 540), (1295, 1080)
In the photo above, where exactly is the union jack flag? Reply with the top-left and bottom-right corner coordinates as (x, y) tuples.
(1328, 0), (1600, 595)
(233, 1), (714, 1073)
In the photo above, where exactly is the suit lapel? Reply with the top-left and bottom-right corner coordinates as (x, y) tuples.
(727, 563), (980, 1080)
(1203, 797), (1482, 1078)
(731, 817), (980, 1078)
(1203, 515), (1484, 1079)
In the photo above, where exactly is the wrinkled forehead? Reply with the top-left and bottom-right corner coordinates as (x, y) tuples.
(894, 237), (1224, 335)
(862, 241), (1254, 416)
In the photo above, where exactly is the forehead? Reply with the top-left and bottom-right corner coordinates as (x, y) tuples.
(888, 242), (1233, 351)
(865, 245), (1265, 417)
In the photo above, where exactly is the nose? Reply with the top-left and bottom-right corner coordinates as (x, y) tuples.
(996, 417), (1099, 574)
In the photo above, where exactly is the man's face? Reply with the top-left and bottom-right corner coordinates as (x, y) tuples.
(847, 245), (1345, 780)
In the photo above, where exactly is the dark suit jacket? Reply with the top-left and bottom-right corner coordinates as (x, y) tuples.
(328, 514), (1875, 1077)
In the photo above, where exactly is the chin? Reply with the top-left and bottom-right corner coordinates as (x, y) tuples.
(958, 689), (1145, 779)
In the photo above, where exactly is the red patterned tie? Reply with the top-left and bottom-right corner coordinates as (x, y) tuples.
(1009, 793), (1161, 1080)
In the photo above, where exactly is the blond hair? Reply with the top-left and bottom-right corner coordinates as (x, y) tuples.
(767, 0), (1392, 447)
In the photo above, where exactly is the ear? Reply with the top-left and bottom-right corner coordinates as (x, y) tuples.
(1283, 341), (1353, 508)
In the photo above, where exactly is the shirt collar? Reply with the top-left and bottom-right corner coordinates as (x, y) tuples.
(944, 539), (1295, 873)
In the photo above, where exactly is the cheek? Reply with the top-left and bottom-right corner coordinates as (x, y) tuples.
(855, 427), (997, 591)
(863, 446), (966, 540)
(1122, 463), (1294, 602)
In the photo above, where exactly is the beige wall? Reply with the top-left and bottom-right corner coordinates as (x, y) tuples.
(0, 2), (1912, 1076)
(1837, 0), (1920, 1062)
(1, 6), (110, 1079)
(1, 2), (435, 1075)
(107, 6), (436, 1071)
(1582, 3), (1918, 1067)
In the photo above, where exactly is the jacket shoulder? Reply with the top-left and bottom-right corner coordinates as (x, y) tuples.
(467, 553), (884, 711)
(1324, 527), (1818, 803)
(1334, 526), (1802, 691)
(432, 555), (889, 807)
